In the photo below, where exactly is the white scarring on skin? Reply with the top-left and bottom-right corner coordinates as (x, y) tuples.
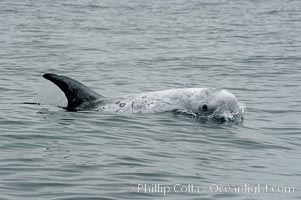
(100, 88), (239, 115)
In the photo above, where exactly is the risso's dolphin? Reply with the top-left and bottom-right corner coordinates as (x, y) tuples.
(43, 73), (243, 121)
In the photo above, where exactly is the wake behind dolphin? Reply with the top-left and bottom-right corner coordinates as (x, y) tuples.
(42, 73), (244, 122)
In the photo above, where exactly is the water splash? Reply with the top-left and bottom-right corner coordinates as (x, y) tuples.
(208, 102), (245, 124)
(174, 102), (245, 124)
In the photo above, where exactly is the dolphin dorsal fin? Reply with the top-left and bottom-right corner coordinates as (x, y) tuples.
(43, 73), (102, 111)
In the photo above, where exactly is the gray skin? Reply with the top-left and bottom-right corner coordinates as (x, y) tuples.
(43, 74), (239, 115)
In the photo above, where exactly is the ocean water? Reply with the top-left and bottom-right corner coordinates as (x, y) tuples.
(0, 0), (301, 199)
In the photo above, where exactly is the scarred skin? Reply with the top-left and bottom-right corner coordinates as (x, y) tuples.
(99, 88), (239, 114)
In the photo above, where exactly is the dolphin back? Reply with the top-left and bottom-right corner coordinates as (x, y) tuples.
(43, 73), (102, 111)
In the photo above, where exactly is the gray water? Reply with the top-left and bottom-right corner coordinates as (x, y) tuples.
(0, 0), (301, 199)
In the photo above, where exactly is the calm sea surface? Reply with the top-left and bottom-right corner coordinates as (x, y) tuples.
(0, 0), (301, 199)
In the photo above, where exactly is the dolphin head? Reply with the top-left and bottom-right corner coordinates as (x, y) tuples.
(194, 89), (241, 121)
(200, 90), (239, 112)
